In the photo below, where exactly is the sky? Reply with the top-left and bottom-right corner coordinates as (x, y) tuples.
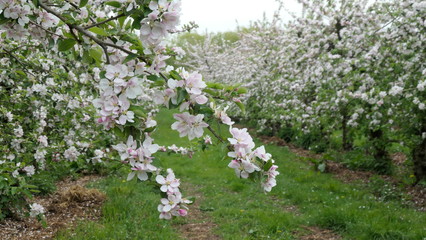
(180, 0), (303, 33)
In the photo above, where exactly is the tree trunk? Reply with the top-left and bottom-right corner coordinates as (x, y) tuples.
(369, 129), (391, 174)
(413, 122), (426, 184)
(342, 112), (352, 151)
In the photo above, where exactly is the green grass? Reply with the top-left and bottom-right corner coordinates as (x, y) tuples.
(56, 109), (426, 240)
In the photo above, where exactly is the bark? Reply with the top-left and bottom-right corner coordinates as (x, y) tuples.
(369, 129), (391, 174)
(342, 112), (352, 151)
(413, 122), (426, 184)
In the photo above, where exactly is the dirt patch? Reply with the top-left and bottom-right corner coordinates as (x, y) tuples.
(298, 226), (342, 240)
(325, 160), (374, 184)
(176, 184), (221, 240)
(0, 175), (105, 240)
(407, 185), (426, 211)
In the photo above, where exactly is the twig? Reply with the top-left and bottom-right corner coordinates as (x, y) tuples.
(29, 20), (64, 39)
(84, 14), (126, 30)
(159, 72), (168, 81)
(207, 125), (233, 151)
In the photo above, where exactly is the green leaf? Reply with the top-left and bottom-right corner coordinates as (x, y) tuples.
(105, 1), (121, 8)
(123, 53), (139, 64)
(58, 39), (77, 52)
(82, 50), (93, 64)
(147, 74), (165, 87)
(263, 160), (273, 171)
(112, 127), (126, 139)
(89, 47), (103, 63)
(147, 75), (162, 82)
(0, 13), (10, 25)
(176, 88), (188, 105)
(89, 27), (109, 36)
(235, 100), (246, 114)
(128, 105), (147, 118)
(144, 126), (156, 133)
(169, 70), (182, 80)
(118, 16), (127, 28)
(237, 87), (248, 94)
(15, 70), (27, 77)
(206, 82), (223, 89)
(203, 88), (218, 96)
(186, 196), (196, 205)
(79, 0), (88, 8)
(131, 14), (143, 29)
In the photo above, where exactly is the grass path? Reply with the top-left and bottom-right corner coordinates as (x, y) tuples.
(56, 109), (426, 240)
(174, 183), (221, 240)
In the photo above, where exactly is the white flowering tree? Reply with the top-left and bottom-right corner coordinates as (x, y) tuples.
(0, 0), (279, 220)
(182, 0), (426, 180)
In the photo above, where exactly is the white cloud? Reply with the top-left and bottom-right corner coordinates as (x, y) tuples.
(180, 0), (302, 33)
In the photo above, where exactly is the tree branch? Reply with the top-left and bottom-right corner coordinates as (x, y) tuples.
(29, 20), (64, 39)
(38, 1), (148, 64)
(207, 125), (233, 151)
(84, 14), (126, 30)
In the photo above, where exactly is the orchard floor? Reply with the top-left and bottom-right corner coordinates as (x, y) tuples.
(11, 109), (426, 240)
(0, 175), (105, 240)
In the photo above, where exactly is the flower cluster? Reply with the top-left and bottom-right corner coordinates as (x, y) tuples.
(156, 169), (191, 219)
(140, 0), (181, 52)
(171, 112), (208, 140)
(227, 128), (278, 192)
(0, 0), (58, 40)
(112, 135), (160, 181)
(93, 64), (147, 129)
(159, 144), (194, 157)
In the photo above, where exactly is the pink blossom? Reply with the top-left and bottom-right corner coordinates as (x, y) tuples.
(171, 112), (208, 140)
(228, 159), (260, 179)
(228, 128), (255, 150)
(156, 170), (180, 193)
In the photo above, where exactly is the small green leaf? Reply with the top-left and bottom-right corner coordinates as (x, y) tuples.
(58, 39), (77, 52)
(105, 1), (121, 8)
(82, 50), (93, 64)
(235, 100), (246, 114)
(112, 127), (126, 139)
(186, 196), (196, 205)
(128, 105), (147, 118)
(203, 88), (218, 96)
(169, 70), (182, 80)
(176, 88), (188, 105)
(123, 53), (139, 64)
(79, 0), (88, 8)
(237, 87), (248, 94)
(15, 70), (27, 77)
(89, 27), (109, 36)
(147, 75), (162, 82)
(206, 82), (224, 89)
(89, 47), (103, 63)
(263, 160), (273, 171)
(118, 16), (127, 27)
